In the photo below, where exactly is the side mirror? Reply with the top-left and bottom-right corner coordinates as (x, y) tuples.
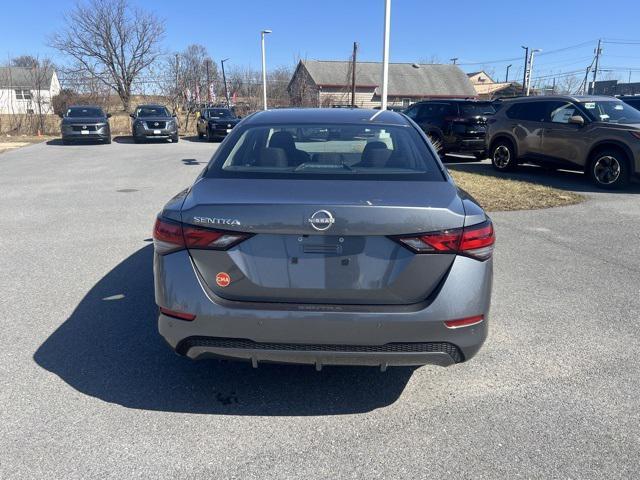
(106, 113), (112, 118)
(129, 113), (135, 119)
(237, 115), (242, 119)
(58, 113), (64, 118)
(568, 115), (585, 126)
(172, 113), (177, 118)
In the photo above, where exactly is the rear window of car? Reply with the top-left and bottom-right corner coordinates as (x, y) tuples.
(459, 103), (495, 116)
(206, 123), (444, 181)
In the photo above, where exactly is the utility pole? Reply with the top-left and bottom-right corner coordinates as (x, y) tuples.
(221, 58), (230, 108)
(351, 42), (358, 107)
(521, 46), (529, 95)
(526, 49), (541, 96)
(380, 0), (391, 110)
(590, 39), (602, 95)
(505, 64), (512, 83)
(450, 57), (458, 65)
(582, 66), (591, 95)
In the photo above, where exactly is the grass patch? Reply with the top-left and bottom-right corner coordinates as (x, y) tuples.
(448, 169), (585, 212)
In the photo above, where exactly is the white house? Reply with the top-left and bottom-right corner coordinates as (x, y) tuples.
(0, 67), (61, 114)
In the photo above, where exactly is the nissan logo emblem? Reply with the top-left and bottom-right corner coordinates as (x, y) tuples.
(154, 122), (159, 126)
(308, 210), (335, 231)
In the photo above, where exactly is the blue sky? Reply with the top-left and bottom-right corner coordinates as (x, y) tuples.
(2, 0), (640, 84)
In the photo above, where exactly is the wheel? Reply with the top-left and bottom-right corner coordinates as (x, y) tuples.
(171, 134), (179, 143)
(104, 136), (112, 145)
(588, 148), (630, 189)
(207, 129), (215, 142)
(426, 132), (444, 156)
(491, 140), (517, 171)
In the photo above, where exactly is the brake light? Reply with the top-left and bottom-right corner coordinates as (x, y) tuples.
(153, 217), (251, 255)
(394, 220), (495, 260)
(444, 315), (484, 329)
(159, 306), (196, 321)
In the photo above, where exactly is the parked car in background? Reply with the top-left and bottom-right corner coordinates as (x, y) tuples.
(403, 99), (495, 158)
(130, 104), (179, 143)
(60, 106), (111, 145)
(486, 95), (640, 189)
(618, 95), (640, 111)
(153, 108), (494, 369)
(196, 107), (241, 141)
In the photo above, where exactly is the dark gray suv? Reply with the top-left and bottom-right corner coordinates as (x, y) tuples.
(486, 95), (640, 188)
(130, 104), (179, 143)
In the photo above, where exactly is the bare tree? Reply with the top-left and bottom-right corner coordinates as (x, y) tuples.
(49, 0), (165, 111)
(557, 75), (582, 95)
(11, 55), (40, 68)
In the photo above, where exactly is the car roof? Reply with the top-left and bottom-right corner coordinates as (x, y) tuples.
(243, 108), (411, 126)
(411, 98), (489, 104)
(499, 95), (620, 103)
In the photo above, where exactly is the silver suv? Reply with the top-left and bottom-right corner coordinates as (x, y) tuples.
(486, 95), (640, 189)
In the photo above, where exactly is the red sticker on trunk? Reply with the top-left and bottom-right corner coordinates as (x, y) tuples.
(215, 272), (231, 287)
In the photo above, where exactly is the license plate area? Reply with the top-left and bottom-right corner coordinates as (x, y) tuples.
(81, 130), (89, 135)
(153, 129), (161, 134)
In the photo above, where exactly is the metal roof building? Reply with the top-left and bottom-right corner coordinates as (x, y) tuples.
(288, 60), (477, 108)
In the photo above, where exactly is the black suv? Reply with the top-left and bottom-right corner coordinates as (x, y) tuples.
(403, 99), (495, 157)
(618, 95), (640, 110)
(486, 95), (640, 189)
(196, 107), (241, 141)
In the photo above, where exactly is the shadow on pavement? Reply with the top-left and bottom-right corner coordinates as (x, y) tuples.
(34, 245), (413, 415)
(446, 160), (640, 195)
(46, 138), (109, 146)
(181, 158), (206, 166)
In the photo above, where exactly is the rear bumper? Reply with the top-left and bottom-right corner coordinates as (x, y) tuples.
(452, 137), (486, 153)
(155, 251), (492, 368)
(174, 337), (461, 368)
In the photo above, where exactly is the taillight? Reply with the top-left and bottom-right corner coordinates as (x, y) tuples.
(159, 306), (196, 321)
(153, 217), (251, 255)
(394, 220), (495, 261)
(444, 315), (484, 329)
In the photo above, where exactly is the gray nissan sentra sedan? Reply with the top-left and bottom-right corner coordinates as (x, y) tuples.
(153, 108), (494, 369)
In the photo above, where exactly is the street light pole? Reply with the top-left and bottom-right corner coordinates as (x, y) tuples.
(261, 29), (272, 110)
(221, 58), (230, 108)
(526, 49), (542, 96)
(380, 0), (391, 110)
(521, 46), (529, 95)
(505, 64), (512, 83)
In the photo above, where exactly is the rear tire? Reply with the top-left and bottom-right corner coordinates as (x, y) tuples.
(588, 148), (630, 189)
(491, 139), (517, 172)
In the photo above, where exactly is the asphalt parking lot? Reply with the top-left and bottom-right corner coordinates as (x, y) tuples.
(1, 138), (639, 479)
